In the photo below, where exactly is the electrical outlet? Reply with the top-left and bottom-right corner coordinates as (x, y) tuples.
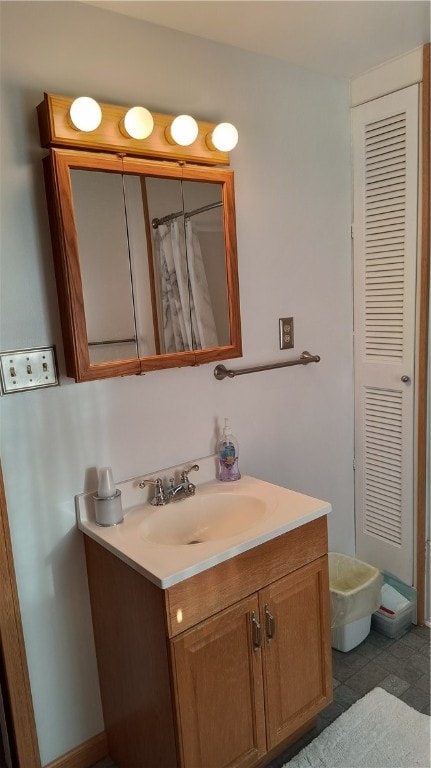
(0, 347), (58, 394)
(279, 317), (294, 350)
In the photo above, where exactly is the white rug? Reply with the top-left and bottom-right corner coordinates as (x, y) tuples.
(284, 687), (430, 768)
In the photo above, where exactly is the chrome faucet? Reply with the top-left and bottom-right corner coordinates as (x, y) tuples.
(168, 464), (199, 502)
(139, 464), (199, 506)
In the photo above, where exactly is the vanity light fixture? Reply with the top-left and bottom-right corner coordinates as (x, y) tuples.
(120, 106), (154, 140)
(207, 122), (239, 152)
(69, 96), (102, 132)
(166, 114), (199, 146)
(38, 93), (237, 165)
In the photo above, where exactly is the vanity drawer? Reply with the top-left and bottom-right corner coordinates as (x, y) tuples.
(165, 515), (328, 637)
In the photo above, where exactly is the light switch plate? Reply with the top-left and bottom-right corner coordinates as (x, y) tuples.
(0, 347), (59, 394)
(279, 317), (294, 350)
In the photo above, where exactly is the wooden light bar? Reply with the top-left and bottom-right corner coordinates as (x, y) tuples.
(37, 93), (230, 166)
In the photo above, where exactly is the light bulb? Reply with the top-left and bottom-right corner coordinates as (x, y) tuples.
(209, 123), (239, 152)
(168, 115), (198, 146)
(69, 97), (102, 132)
(122, 106), (154, 140)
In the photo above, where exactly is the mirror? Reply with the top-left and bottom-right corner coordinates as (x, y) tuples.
(43, 149), (241, 381)
(70, 168), (140, 363)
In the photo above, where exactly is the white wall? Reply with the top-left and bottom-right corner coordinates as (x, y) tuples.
(0, 2), (353, 763)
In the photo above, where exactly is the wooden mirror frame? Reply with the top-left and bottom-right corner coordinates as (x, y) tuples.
(43, 148), (242, 381)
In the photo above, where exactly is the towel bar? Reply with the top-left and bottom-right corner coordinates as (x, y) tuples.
(214, 351), (321, 380)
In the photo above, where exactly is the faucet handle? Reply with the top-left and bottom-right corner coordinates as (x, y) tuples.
(138, 477), (167, 505)
(181, 464), (199, 482)
(138, 477), (161, 489)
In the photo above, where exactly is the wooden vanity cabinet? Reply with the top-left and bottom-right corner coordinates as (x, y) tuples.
(84, 515), (332, 768)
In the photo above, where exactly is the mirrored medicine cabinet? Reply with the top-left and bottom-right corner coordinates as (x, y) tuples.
(39, 94), (242, 382)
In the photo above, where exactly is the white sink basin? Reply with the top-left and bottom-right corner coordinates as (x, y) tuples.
(140, 493), (266, 545)
(76, 460), (332, 588)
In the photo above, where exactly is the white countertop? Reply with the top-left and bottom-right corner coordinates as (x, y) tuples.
(76, 457), (331, 589)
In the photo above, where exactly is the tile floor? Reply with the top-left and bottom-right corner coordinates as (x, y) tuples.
(266, 623), (430, 767)
(92, 624), (430, 768)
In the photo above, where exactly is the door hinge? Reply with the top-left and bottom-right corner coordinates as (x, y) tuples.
(353, 458), (356, 471)
(351, 224), (355, 239)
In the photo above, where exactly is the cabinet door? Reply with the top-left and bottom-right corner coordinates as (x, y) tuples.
(260, 556), (332, 749)
(171, 594), (266, 768)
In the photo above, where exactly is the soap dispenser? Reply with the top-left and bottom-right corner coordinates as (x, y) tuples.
(218, 418), (241, 482)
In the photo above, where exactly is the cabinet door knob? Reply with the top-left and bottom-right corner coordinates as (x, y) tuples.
(250, 611), (262, 651)
(264, 604), (276, 642)
(401, 375), (410, 383)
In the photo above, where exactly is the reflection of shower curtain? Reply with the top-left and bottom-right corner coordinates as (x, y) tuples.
(155, 220), (218, 353)
(185, 219), (218, 349)
(155, 221), (192, 352)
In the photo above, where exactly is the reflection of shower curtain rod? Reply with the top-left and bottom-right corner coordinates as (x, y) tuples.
(152, 200), (222, 229)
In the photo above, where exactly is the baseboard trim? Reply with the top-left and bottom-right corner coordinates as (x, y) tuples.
(43, 731), (108, 768)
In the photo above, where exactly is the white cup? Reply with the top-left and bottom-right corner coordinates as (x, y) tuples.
(98, 466), (116, 498)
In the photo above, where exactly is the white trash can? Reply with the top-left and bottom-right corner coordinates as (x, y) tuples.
(329, 553), (382, 652)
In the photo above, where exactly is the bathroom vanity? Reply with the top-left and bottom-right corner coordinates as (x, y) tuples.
(77, 462), (332, 768)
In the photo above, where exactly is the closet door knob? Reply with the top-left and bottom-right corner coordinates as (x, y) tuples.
(401, 375), (410, 383)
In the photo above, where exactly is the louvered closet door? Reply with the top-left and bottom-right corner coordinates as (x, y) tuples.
(352, 85), (419, 585)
